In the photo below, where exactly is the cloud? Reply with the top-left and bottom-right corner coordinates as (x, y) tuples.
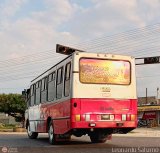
(0, 0), (80, 59)
(64, 0), (160, 40)
(30, 0), (75, 27)
(0, 0), (160, 94)
(0, 0), (27, 18)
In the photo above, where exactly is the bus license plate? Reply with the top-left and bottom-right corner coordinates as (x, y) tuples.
(101, 114), (110, 120)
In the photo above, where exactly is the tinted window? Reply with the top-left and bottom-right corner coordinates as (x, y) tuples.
(48, 74), (53, 82)
(64, 62), (71, 97)
(48, 72), (56, 101)
(35, 81), (41, 105)
(57, 67), (63, 84)
(56, 67), (63, 99)
(65, 62), (71, 81)
(30, 84), (35, 106)
(31, 85), (34, 96)
(41, 79), (45, 91)
(41, 77), (48, 103)
(80, 58), (131, 85)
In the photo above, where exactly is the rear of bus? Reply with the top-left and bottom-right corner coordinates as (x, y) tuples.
(70, 52), (137, 142)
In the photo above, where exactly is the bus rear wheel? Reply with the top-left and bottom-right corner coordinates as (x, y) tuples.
(48, 121), (57, 145)
(27, 125), (38, 139)
(90, 133), (107, 143)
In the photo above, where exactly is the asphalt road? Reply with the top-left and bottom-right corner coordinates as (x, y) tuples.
(0, 133), (160, 153)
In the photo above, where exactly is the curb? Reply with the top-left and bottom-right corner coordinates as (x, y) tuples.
(0, 129), (13, 132)
(0, 128), (26, 133)
(113, 128), (160, 137)
(114, 133), (160, 137)
(13, 128), (26, 132)
(0, 128), (160, 137)
(0, 132), (27, 134)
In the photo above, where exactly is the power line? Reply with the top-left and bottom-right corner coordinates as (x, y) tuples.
(80, 31), (160, 55)
(0, 75), (36, 82)
(0, 49), (55, 63)
(137, 74), (160, 78)
(70, 23), (160, 48)
(1, 23), (160, 63)
(0, 23), (160, 84)
(0, 24), (159, 70)
(0, 51), (58, 68)
(0, 56), (62, 73)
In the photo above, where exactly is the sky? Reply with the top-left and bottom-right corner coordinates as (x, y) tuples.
(0, 0), (160, 98)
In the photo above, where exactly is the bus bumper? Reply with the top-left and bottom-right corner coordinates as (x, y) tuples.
(71, 121), (137, 128)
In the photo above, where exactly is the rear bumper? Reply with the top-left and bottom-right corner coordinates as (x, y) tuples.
(71, 121), (137, 128)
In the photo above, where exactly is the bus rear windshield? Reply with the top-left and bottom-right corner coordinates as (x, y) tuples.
(79, 58), (131, 85)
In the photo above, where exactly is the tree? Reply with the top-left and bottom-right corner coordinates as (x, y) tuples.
(0, 94), (27, 123)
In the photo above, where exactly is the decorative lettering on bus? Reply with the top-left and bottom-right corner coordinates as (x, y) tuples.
(80, 58), (131, 85)
(100, 87), (111, 92)
(100, 106), (114, 111)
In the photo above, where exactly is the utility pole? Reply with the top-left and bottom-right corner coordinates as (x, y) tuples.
(146, 88), (148, 104)
(157, 87), (159, 105)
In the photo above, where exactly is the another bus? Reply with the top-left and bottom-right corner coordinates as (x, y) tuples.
(24, 44), (137, 144)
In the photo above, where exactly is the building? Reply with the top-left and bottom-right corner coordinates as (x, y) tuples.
(138, 96), (158, 105)
(138, 96), (160, 127)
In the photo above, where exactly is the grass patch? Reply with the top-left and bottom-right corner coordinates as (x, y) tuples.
(0, 123), (16, 129)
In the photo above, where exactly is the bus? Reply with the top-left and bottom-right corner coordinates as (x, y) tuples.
(24, 44), (137, 144)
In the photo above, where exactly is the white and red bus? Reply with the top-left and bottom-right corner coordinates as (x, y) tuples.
(24, 44), (137, 144)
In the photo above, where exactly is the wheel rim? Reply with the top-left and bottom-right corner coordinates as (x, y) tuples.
(49, 124), (53, 142)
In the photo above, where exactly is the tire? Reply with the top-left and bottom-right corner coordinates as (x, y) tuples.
(90, 133), (107, 143)
(27, 125), (38, 139)
(48, 121), (57, 145)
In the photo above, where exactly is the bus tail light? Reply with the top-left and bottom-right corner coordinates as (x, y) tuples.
(85, 114), (90, 121)
(122, 114), (126, 121)
(131, 115), (136, 121)
(126, 114), (131, 121)
(75, 115), (81, 121)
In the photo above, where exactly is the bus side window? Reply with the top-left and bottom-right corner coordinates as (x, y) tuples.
(56, 67), (63, 99)
(64, 62), (71, 97)
(35, 81), (41, 105)
(41, 78), (47, 103)
(26, 89), (30, 107)
(48, 72), (56, 101)
(30, 84), (35, 106)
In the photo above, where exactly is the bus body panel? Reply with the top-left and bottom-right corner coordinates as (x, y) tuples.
(72, 53), (137, 99)
(41, 99), (71, 134)
(28, 98), (71, 134)
(71, 98), (137, 129)
(70, 52), (137, 134)
(26, 55), (73, 134)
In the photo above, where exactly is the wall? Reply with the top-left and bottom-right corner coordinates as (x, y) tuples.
(0, 113), (17, 124)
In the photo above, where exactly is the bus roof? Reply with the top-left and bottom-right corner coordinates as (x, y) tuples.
(31, 54), (72, 83)
(31, 51), (134, 83)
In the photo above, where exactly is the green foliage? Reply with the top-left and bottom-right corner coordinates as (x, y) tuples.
(0, 94), (26, 122)
(0, 123), (16, 129)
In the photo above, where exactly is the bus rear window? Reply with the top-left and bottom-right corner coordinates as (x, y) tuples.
(79, 58), (131, 85)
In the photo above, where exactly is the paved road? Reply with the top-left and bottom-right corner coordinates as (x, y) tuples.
(0, 132), (160, 153)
